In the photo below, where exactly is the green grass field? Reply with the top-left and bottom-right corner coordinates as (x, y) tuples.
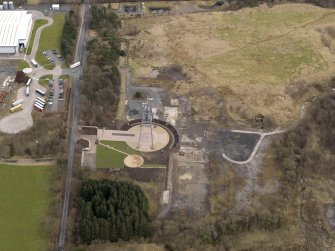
(59, 74), (69, 80)
(26, 19), (48, 55)
(38, 74), (53, 87)
(36, 14), (65, 69)
(96, 141), (138, 169)
(0, 164), (54, 251)
(17, 60), (30, 70)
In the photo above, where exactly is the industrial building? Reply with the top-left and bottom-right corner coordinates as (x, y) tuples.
(0, 11), (33, 54)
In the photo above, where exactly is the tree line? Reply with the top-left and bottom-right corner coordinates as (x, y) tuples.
(273, 92), (335, 201)
(78, 179), (150, 244)
(79, 6), (121, 127)
(61, 9), (79, 64)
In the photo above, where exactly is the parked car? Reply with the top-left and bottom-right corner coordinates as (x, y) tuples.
(48, 96), (53, 105)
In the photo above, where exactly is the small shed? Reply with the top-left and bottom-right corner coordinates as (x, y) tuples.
(51, 4), (59, 10)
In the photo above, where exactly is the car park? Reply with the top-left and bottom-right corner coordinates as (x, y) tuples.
(52, 49), (57, 54)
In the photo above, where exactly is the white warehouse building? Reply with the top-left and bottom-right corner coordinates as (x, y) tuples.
(0, 11), (33, 54)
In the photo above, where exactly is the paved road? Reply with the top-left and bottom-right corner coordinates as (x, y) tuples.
(222, 104), (305, 164)
(57, 0), (89, 250)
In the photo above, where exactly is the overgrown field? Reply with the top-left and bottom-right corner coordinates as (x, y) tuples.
(124, 3), (335, 126)
(0, 165), (54, 251)
(0, 113), (65, 158)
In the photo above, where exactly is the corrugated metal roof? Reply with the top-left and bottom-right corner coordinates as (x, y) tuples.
(0, 11), (32, 46)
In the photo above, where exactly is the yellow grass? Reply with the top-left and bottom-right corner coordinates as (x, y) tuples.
(124, 3), (335, 126)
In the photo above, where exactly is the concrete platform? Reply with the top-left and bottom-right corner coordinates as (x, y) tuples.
(98, 124), (170, 152)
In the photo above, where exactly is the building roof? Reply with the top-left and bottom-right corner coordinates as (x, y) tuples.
(0, 11), (32, 47)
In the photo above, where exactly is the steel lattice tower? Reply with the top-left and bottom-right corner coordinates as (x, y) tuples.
(137, 98), (154, 149)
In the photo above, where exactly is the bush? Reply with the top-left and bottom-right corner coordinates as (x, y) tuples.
(0, 113), (65, 158)
(61, 9), (78, 63)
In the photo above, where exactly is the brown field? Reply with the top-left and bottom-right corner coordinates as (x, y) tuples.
(123, 3), (335, 127)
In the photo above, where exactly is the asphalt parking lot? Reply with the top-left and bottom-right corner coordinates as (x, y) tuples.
(0, 78), (46, 133)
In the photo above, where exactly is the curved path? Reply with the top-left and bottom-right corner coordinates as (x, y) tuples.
(24, 11), (53, 63)
(222, 104), (305, 164)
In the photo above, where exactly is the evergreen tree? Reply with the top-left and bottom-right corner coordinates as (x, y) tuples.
(78, 179), (150, 244)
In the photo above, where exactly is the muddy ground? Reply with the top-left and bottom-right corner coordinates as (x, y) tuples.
(0, 61), (17, 84)
(209, 131), (259, 161)
(171, 151), (209, 217)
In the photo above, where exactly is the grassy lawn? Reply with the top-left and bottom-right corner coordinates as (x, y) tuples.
(26, 19), (48, 55)
(17, 60), (30, 70)
(59, 74), (69, 80)
(38, 74), (53, 87)
(36, 14), (65, 69)
(0, 164), (54, 251)
(96, 141), (138, 169)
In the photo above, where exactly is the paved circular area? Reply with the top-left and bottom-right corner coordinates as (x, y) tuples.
(126, 124), (170, 152)
(0, 115), (33, 134)
(124, 155), (144, 168)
